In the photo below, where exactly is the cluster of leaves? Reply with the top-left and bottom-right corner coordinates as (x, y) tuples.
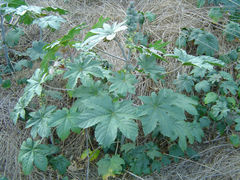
(174, 54), (240, 147)
(10, 1), (240, 179)
(0, 0), (67, 88)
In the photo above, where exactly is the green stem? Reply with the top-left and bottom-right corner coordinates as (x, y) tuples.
(0, 12), (14, 72)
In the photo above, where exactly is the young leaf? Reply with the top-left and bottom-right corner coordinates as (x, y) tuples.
(138, 54), (165, 83)
(49, 155), (70, 175)
(109, 71), (137, 96)
(174, 74), (194, 93)
(120, 143), (136, 153)
(97, 155), (125, 180)
(77, 96), (138, 147)
(81, 149), (100, 161)
(27, 41), (47, 61)
(220, 81), (238, 95)
(63, 54), (104, 89)
(48, 108), (81, 141)
(211, 101), (230, 121)
(80, 21), (127, 50)
(224, 21), (240, 41)
(15, 59), (32, 71)
(26, 106), (56, 138)
(195, 80), (210, 93)
(84, 16), (110, 40)
(18, 138), (58, 175)
(33, 15), (66, 30)
(204, 92), (218, 104)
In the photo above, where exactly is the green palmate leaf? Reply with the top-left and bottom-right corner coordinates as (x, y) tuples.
(204, 92), (218, 104)
(109, 71), (137, 96)
(174, 74), (194, 93)
(174, 48), (224, 70)
(11, 69), (48, 124)
(77, 96), (138, 147)
(220, 81), (238, 95)
(26, 106), (56, 138)
(33, 15), (66, 30)
(48, 108), (81, 141)
(195, 80), (210, 93)
(72, 78), (107, 100)
(138, 54), (165, 83)
(230, 134), (240, 148)
(27, 41), (47, 61)
(18, 138), (59, 175)
(224, 21), (240, 41)
(5, 27), (24, 47)
(139, 89), (201, 151)
(63, 54), (104, 89)
(211, 100), (230, 121)
(97, 154), (125, 180)
(49, 155), (70, 175)
(208, 7), (223, 22)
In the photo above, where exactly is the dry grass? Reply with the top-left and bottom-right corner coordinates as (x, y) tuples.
(1, 0), (240, 179)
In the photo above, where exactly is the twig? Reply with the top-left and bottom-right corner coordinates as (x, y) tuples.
(94, 47), (126, 62)
(85, 129), (90, 180)
(114, 38), (128, 61)
(124, 170), (144, 180)
(166, 153), (227, 177)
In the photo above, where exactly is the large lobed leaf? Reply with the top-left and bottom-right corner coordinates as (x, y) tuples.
(26, 106), (56, 138)
(139, 89), (203, 151)
(48, 108), (81, 141)
(77, 96), (138, 147)
(11, 69), (48, 124)
(18, 138), (59, 175)
(109, 71), (137, 96)
(174, 48), (224, 70)
(63, 54), (104, 89)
